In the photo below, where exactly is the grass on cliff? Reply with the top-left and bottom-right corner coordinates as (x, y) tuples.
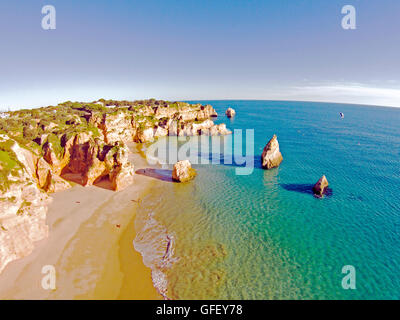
(45, 133), (64, 157)
(0, 140), (23, 192)
(0, 98), (208, 159)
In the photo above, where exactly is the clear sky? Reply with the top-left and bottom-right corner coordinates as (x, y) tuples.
(1, 0), (400, 109)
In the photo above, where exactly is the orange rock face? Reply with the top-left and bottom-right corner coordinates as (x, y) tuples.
(172, 160), (197, 183)
(0, 100), (232, 274)
(261, 135), (283, 169)
(225, 107), (236, 118)
(313, 175), (329, 196)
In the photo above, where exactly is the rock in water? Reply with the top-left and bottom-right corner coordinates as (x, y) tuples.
(313, 175), (329, 196)
(225, 108), (236, 118)
(261, 135), (283, 169)
(172, 160), (197, 182)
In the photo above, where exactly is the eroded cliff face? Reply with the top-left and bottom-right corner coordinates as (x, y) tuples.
(0, 133), (135, 273)
(0, 135), (51, 273)
(0, 99), (231, 273)
(1, 99), (228, 193)
(89, 102), (229, 144)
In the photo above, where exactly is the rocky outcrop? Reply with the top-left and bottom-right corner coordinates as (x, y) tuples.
(132, 119), (231, 143)
(135, 126), (156, 143)
(36, 157), (71, 193)
(172, 160), (197, 183)
(0, 132), (136, 273)
(82, 102), (228, 144)
(42, 133), (74, 176)
(177, 119), (231, 137)
(174, 104), (218, 121)
(147, 102), (218, 122)
(209, 123), (231, 136)
(1, 99), (230, 192)
(0, 99), (231, 275)
(105, 142), (135, 191)
(96, 111), (136, 144)
(225, 108), (236, 118)
(60, 134), (135, 191)
(0, 135), (51, 273)
(261, 135), (283, 169)
(313, 175), (329, 197)
(9, 135), (71, 193)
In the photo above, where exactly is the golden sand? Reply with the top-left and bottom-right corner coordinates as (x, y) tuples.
(0, 146), (161, 300)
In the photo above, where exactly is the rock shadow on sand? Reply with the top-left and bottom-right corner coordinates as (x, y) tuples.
(136, 168), (174, 182)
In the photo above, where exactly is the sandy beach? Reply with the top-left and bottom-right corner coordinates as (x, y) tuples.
(0, 145), (162, 300)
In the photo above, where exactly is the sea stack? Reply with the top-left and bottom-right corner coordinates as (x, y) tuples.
(172, 160), (197, 182)
(313, 175), (329, 196)
(225, 108), (236, 118)
(261, 134), (283, 169)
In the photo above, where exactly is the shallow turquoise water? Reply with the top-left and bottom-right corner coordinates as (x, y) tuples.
(135, 101), (400, 299)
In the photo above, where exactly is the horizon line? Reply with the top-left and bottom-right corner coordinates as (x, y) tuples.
(2, 98), (399, 112)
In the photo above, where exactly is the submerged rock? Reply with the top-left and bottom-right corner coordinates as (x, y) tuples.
(225, 108), (236, 118)
(313, 175), (329, 197)
(261, 134), (283, 169)
(172, 160), (197, 183)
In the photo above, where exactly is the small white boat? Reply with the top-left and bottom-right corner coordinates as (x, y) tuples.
(340, 112), (344, 119)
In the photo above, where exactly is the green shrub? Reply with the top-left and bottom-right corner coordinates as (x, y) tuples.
(45, 133), (64, 158)
(0, 140), (23, 192)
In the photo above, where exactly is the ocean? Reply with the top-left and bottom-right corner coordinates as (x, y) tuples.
(133, 100), (400, 299)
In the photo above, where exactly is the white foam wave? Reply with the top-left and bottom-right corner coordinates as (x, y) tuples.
(133, 211), (178, 299)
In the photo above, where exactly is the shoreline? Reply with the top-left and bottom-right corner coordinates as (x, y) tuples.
(0, 144), (162, 300)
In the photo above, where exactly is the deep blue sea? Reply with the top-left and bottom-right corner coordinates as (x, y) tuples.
(134, 100), (400, 299)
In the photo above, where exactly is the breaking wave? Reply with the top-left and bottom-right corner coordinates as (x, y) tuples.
(133, 210), (178, 299)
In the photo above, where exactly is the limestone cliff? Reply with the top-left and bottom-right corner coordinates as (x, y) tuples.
(0, 134), (51, 273)
(0, 99), (231, 273)
(0, 99), (230, 193)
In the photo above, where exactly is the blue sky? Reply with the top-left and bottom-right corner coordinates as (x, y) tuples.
(1, 0), (400, 109)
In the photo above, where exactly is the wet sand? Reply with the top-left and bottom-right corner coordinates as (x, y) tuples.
(0, 145), (162, 300)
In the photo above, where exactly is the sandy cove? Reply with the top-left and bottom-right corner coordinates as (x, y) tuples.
(0, 144), (161, 300)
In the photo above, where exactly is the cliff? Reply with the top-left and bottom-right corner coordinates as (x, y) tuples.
(0, 99), (229, 190)
(0, 99), (230, 273)
(0, 134), (51, 273)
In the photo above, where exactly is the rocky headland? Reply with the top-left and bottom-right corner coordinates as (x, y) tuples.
(0, 99), (231, 273)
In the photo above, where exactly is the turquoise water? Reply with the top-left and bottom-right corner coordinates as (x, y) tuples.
(134, 100), (400, 300)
